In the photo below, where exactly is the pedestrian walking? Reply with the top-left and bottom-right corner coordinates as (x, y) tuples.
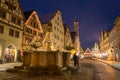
(73, 52), (79, 67)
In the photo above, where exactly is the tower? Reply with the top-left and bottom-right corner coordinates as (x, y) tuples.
(74, 17), (79, 36)
(73, 17), (84, 53)
(74, 17), (79, 51)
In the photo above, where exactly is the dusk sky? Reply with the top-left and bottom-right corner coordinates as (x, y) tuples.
(20, 0), (120, 50)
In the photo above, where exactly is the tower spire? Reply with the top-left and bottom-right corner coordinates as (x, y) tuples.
(74, 16), (78, 22)
(74, 16), (79, 36)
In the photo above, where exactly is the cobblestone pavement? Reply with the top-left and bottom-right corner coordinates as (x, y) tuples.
(80, 59), (120, 80)
(0, 62), (93, 80)
(0, 62), (22, 71)
(0, 67), (93, 80)
(95, 58), (120, 71)
(1, 59), (120, 80)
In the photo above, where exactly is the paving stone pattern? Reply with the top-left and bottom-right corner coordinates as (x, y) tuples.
(0, 67), (93, 80)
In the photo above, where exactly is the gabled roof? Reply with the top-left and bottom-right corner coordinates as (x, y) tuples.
(40, 10), (58, 24)
(23, 10), (34, 21)
(23, 10), (43, 33)
(63, 24), (71, 33)
(84, 48), (92, 54)
(71, 32), (76, 43)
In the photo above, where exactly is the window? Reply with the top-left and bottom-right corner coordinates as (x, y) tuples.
(39, 33), (42, 37)
(9, 28), (14, 36)
(57, 22), (59, 26)
(13, 6), (16, 10)
(30, 21), (32, 25)
(68, 35), (69, 38)
(11, 16), (16, 23)
(54, 26), (56, 30)
(28, 29), (32, 34)
(5, 1), (8, 5)
(15, 31), (19, 38)
(57, 17), (59, 20)
(35, 24), (38, 28)
(25, 28), (28, 32)
(33, 31), (36, 35)
(33, 23), (36, 28)
(6, 1), (16, 10)
(0, 26), (4, 33)
(0, 11), (6, 19)
(17, 19), (21, 25)
(54, 34), (56, 38)
(8, 3), (13, 10)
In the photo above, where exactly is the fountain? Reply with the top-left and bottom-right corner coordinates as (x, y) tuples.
(7, 27), (71, 76)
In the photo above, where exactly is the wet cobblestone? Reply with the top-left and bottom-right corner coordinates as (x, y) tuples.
(0, 67), (93, 80)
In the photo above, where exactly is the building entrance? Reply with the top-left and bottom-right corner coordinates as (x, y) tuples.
(4, 45), (16, 62)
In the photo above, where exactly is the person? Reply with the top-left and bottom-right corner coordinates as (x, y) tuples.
(73, 52), (79, 67)
(73, 53), (77, 67)
(76, 52), (79, 67)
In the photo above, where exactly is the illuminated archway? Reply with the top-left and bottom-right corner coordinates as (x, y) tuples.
(4, 44), (17, 62)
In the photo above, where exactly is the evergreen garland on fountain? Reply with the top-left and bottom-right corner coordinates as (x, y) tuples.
(29, 36), (41, 51)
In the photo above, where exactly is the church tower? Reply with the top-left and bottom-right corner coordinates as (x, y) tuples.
(74, 17), (79, 36)
(73, 17), (84, 53)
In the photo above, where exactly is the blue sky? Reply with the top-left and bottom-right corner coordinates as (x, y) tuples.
(20, 0), (120, 50)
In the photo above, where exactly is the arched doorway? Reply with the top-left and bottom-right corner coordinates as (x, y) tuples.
(4, 44), (17, 63)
